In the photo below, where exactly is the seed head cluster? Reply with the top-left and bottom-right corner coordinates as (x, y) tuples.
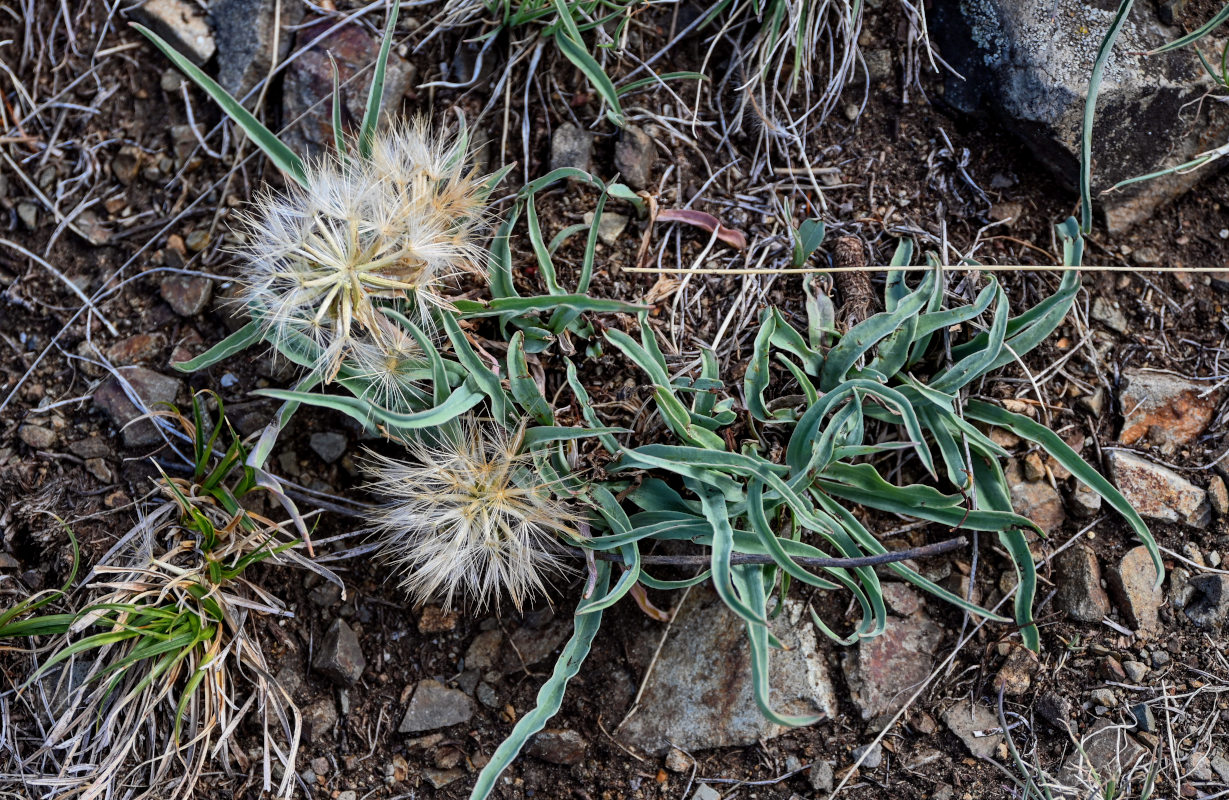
(235, 120), (489, 384)
(364, 419), (579, 611)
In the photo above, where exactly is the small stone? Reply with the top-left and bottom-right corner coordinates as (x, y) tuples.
(84, 458), (113, 483)
(112, 146), (142, 185)
(303, 697), (339, 739)
(1106, 546), (1164, 634)
(105, 333), (166, 365)
(1092, 297), (1128, 334)
(184, 230), (209, 251)
(865, 48), (893, 82)
(418, 606), (460, 634)
(1211, 752), (1229, 784)
(476, 681), (499, 709)
(1209, 476), (1229, 517)
(18, 424), (56, 450)
(1036, 691), (1072, 731)
(1023, 452), (1045, 481)
(843, 590), (944, 723)
(209, 0), (304, 97)
(613, 125), (655, 190)
(309, 431), (347, 464)
(1184, 574), (1229, 628)
(160, 275), (213, 316)
(17, 202), (38, 229)
(1119, 369), (1223, 456)
(1077, 388), (1106, 417)
(129, 0), (217, 64)
(309, 583), (342, 608)
(1106, 451), (1210, 528)
(1151, 650), (1170, 667)
(809, 761), (835, 792)
(1129, 703), (1156, 733)
(1006, 460), (1066, 534)
(1068, 482), (1103, 518)
(1100, 656), (1126, 682)
(691, 785), (721, 800)
(993, 647), (1038, 696)
(398, 679), (474, 733)
(665, 747), (693, 772)
(881, 582), (923, 617)
(1056, 719), (1148, 790)
(582, 211), (629, 245)
(93, 367), (181, 447)
(1053, 545), (1111, 623)
(423, 768), (465, 789)
(550, 122), (593, 173)
(464, 630), (503, 672)
(1123, 661), (1148, 682)
(942, 699), (1002, 759)
(1090, 688), (1117, 708)
(525, 729), (587, 765)
(69, 436), (111, 459)
(852, 742), (882, 769)
(312, 619), (366, 686)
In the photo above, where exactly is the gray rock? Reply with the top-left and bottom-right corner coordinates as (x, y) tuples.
(303, 697), (339, 739)
(209, 0), (305, 97)
(865, 49), (894, 83)
(1211, 752), (1229, 785)
(309, 432), (347, 464)
(618, 585), (837, 755)
(691, 785), (721, 800)
(129, 0), (216, 65)
(1210, 476), (1229, 517)
(398, 679), (474, 733)
(1091, 297), (1128, 334)
(550, 122), (593, 174)
(1006, 460), (1066, 534)
(1119, 369), (1223, 456)
(476, 681), (499, 709)
(852, 742), (883, 769)
(93, 367), (181, 447)
(932, 0), (1228, 234)
(160, 274), (213, 316)
(17, 202), (37, 230)
(614, 125), (655, 189)
(942, 699), (1002, 759)
(1128, 703), (1155, 734)
(1090, 688), (1117, 708)
(1056, 720), (1148, 791)
(502, 616), (572, 670)
(582, 210), (629, 245)
(1106, 451), (1209, 528)
(525, 729), (587, 765)
(1106, 545), (1164, 634)
(18, 424), (56, 450)
(843, 586), (944, 722)
(312, 619), (366, 685)
(1184, 574), (1229, 628)
(1151, 649), (1170, 667)
(1123, 661), (1148, 683)
(1067, 482), (1103, 518)
(464, 630), (502, 672)
(423, 768), (465, 789)
(1036, 690), (1072, 731)
(809, 761), (835, 793)
(1053, 545), (1111, 623)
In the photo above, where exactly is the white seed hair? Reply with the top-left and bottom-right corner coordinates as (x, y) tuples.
(364, 418), (579, 611)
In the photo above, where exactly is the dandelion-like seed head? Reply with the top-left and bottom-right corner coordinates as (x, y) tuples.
(364, 418), (579, 611)
(235, 120), (491, 379)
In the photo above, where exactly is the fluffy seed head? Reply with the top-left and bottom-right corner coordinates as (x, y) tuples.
(364, 419), (579, 611)
(235, 120), (490, 379)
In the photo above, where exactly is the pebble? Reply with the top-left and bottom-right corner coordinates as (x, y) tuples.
(549, 122), (593, 174)
(418, 605), (460, 634)
(843, 586), (944, 722)
(1107, 451), (1210, 528)
(309, 431), (347, 464)
(423, 768), (465, 789)
(17, 202), (38, 230)
(1036, 691), (1072, 731)
(1091, 297), (1128, 333)
(209, 0), (304, 96)
(809, 761), (834, 792)
(942, 699), (1002, 759)
(92, 367), (182, 447)
(1107, 545), (1165, 634)
(1119, 369), (1223, 456)
(1053, 545), (1111, 623)
(1209, 476), (1229, 517)
(1151, 650), (1170, 667)
(1184, 574), (1229, 628)
(1055, 719), (1147, 790)
(852, 742), (882, 769)
(582, 210), (629, 245)
(1005, 459), (1065, 534)
(105, 333), (166, 365)
(993, 647), (1038, 696)
(691, 785), (721, 800)
(398, 680), (474, 733)
(18, 424), (56, 450)
(311, 619), (366, 686)
(129, 0), (217, 64)
(1129, 702), (1156, 733)
(1090, 688), (1117, 708)
(476, 681), (500, 709)
(613, 125), (655, 190)
(1123, 661), (1149, 682)
(464, 630), (503, 672)
(159, 274), (213, 316)
(525, 729), (588, 765)
(665, 747), (693, 772)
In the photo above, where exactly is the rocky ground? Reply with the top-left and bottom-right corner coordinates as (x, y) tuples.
(1, 0), (1229, 799)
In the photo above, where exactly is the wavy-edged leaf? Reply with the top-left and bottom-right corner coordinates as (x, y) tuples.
(173, 322), (261, 372)
(1080, 0), (1136, 232)
(820, 269), (935, 389)
(255, 383), (482, 431)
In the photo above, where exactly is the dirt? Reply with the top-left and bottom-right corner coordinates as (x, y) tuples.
(1, 1), (1228, 799)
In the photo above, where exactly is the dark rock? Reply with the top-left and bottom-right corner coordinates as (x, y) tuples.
(1129, 703), (1156, 734)
(69, 436), (111, 459)
(942, 699), (1002, 759)
(398, 679), (474, 733)
(1184, 574), (1229, 628)
(549, 122), (593, 174)
(282, 20), (414, 157)
(502, 616), (573, 670)
(852, 742), (883, 769)
(105, 333), (166, 365)
(932, 0), (1229, 234)
(309, 431), (347, 464)
(209, 0), (305, 98)
(18, 424), (56, 450)
(303, 697), (339, 741)
(1054, 544), (1111, 622)
(476, 681), (499, 709)
(618, 585), (836, 755)
(1036, 690), (1072, 731)
(312, 619), (366, 685)
(309, 583), (342, 608)
(525, 729), (588, 765)
(1106, 451), (1209, 528)
(1119, 369), (1223, 456)
(1106, 545), (1164, 634)
(614, 125), (654, 190)
(160, 274), (213, 316)
(93, 367), (181, 447)
(843, 586), (944, 721)
(809, 761), (835, 793)
(464, 630), (502, 672)
(128, 0), (216, 64)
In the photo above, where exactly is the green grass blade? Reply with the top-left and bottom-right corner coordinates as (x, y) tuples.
(359, 0), (401, 159)
(255, 383), (483, 431)
(173, 322), (261, 372)
(1149, 4), (1229, 52)
(131, 24), (307, 187)
(1080, 0), (1136, 232)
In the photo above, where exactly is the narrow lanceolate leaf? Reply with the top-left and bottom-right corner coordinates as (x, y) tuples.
(1080, 0), (1136, 232)
(131, 24), (307, 187)
(172, 322), (261, 372)
(359, 0), (402, 159)
(254, 383), (483, 431)
(1148, 4), (1229, 52)
(456, 294), (648, 318)
(468, 562), (610, 800)
(507, 332), (553, 425)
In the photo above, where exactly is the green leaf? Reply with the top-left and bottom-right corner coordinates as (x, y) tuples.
(550, 1), (624, 126)
(616, 71), (707, 96)
(1149, 4), (1229, 52)
(359, 0), (402, 159)
(254, 383), (483, 431)
(468, 562), (611, 800)
(820, 269), (935, 389)
(507, 332), (554, 425)
(172, 322), (261, 372)
(1080, 0), (1136, 232)
(131, 24), (307, 187)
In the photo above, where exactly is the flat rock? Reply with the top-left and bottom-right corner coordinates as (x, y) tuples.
(105, 333), (166, 365)
(1209, 475), (1229, 516)
(312, 619), (366, 686)
(309, 431), (347, 464)
(1005, 460), (1066, 534)
(129, 0), (216, 65)
(525, 729), (587, 765)
(1106, 451), (1209, 527)
(93, 367), (181, 447)
(464, 630), (503, 672)
(18, 424), (56, 450)
(1106, 545), (1164, 634)
(160, 274), (213, 316)
(618, 585), (836, 755)
(614, 125), (655, 190)
(549, 122), (593, 174)
(1184, 574), (1229, 628)
(933, 0), (1229, 234)
(942, 699), (1002, 759)
(842, 586), (944, 722)
(282, 20), (414, 157)
(993, 646), (1038, 696)
(1119, 369), (1222, 456)
(1055, 720), (1147, 792)
(210, 0), (305, 98)
(502, 616), (573, 670)
(398, 680), (474, 733)
(1091, 297), (1128, 334)
(1053, 545), (1111, 623)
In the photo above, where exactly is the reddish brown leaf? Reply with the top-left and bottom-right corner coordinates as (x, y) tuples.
(656, 208), (747, 250)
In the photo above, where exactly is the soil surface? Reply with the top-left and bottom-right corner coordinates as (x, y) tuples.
(1, 2), (1228, 800)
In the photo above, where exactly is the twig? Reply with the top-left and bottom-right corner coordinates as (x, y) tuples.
(568, 536), (967, 569)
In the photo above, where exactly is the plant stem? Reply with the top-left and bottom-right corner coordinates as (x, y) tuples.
(569, 536), (968, 569)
